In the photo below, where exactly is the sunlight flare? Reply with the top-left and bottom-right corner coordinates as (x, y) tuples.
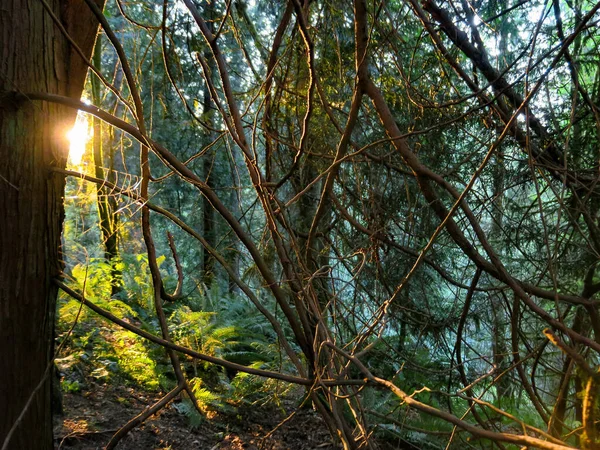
(67, 113), (91, 166)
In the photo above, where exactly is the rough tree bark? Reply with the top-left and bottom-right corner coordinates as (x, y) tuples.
(0, 1), (103, 448)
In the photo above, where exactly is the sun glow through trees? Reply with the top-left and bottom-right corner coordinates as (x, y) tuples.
(67, 112), (91, 166)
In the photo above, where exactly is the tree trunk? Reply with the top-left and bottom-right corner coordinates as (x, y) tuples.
(200, 0), (217, 289)
(0, 1), (102, 448)
(91, 35), (122, 296)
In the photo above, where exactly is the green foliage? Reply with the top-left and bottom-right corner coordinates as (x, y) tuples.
(188, 377), (223, 411)
(57, 253), (285, 420)
(60, 379), (81, 393)
(57, 257), (168, 392)
(173, 400), (204, 429)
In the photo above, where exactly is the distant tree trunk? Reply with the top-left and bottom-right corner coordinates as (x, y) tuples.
(489, 150), (510, 401)
(201, 0), (216, 289)
(201, 83), (216, 288)
(91, 35), (121, 295)
(227, 151), (241, 296)
(0, 2), (102, 449)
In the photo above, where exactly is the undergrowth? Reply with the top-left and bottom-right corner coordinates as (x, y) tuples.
(55, 258), (294, 428)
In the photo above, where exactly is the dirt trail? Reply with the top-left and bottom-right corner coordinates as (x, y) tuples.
(53, 384), (338, 450)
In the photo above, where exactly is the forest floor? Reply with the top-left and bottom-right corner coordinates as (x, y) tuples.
(53, 382), (338, 450)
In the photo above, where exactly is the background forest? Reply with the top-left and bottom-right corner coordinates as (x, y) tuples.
(3, 0), (600, 448)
